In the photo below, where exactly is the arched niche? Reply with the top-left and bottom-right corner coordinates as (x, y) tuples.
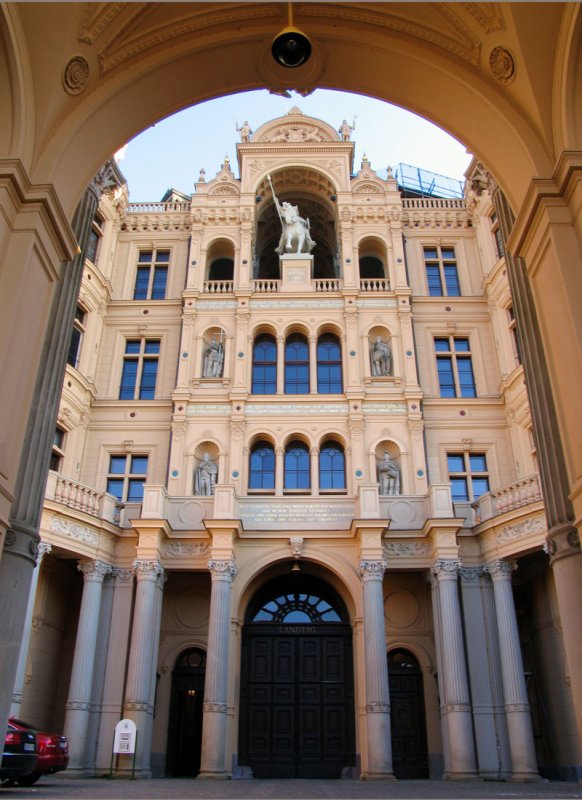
(254, 169), (338, 280)
(358, 237), (389, 283)
(374, 440), (402, 495)
(200, 326), (226, 380)
(193, 441), (219, 496)
(367, 325), (393, 379)
(205, 238), (235, 282)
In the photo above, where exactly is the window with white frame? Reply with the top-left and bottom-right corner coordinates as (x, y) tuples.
(133, 250), (170, 300)
(86, 214), (104, 265)
(423, 246), (461, 296)
(447, 452), (490, 502)
(106, 454), (148, 502)
(119, 339), (160, 399)
(434, 336), (476, 398)
(67, 304), (87, 369)
(49, 427), (66, 473)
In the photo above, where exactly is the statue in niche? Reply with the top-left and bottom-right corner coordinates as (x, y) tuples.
(370, 336), (392, 376)
(194, 453), (218, 496)
(267, 174), (316, 255)
(377, 451), (400, 495)
(203, 336), (224, 378)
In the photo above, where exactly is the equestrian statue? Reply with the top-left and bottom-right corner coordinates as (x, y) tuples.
(267, 174), (316, 255)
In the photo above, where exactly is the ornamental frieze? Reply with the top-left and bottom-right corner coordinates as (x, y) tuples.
(383, 542), (431, 558)
(497, 517), (545, 543)
(164, 541), (210, 557)
(49, 516), (98, 546)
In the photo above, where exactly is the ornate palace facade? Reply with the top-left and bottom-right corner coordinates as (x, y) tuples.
(10, 109), (576, 781)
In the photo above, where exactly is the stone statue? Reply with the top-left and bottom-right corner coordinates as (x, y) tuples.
(370, 336), (392, 376)
(377, 451), (400, 495)
(203, 336), (224, 378)
(236, 120), (252, 142)
(195, 453), (218, 496)
(267, 174), (316, 255)
(339, 118), (355, 141)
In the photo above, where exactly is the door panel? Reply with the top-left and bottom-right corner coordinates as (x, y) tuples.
(240, 627), (354, 778)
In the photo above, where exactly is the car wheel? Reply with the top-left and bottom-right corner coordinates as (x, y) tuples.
(16, 774), (41, 786)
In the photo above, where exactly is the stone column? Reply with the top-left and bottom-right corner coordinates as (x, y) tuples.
(358, 560), (394, 779)
(430, 560), (477, 779)
(95, 568), (135, 771)
(309, 334), (318, 394)
(0, 159), (124, 738)
(492, 187), (582, 767)
(483, 560), (539, 781)
(277, 335), (285, 394)
(275, 447), (284, 496)
(199, 559), (237, 778)
(64, 560), (112, 772)
(122, 559), (165, 777)
(10, 542), (52, 717)
(428, 570), (450, 777)
(310, 447), (319, 496)
(460, 567), (511, 779)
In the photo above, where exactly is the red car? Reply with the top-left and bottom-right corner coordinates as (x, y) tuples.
(7, 718), (68, 786)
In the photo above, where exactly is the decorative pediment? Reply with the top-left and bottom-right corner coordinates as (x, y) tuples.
(351, 157), (386, 195)
(206, 157), (240, 197)
(252, 108), (340, 144)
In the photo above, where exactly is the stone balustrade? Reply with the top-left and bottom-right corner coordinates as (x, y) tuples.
(359, 278), (390, 292)
(472, 474), (542, 522)
(401, 198), (466, 210)
(203, 280), (234, 294)
(251, 279), (281, 293)
(126, 201), (191, 213)
(45, 471), (120, 523)
(314, 278), (342, 292)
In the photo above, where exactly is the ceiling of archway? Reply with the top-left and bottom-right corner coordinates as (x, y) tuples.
(77, 3), (504, 74)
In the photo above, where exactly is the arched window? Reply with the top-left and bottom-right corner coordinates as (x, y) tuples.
(284, 441), (310, 491)
(319, 442), (346, 491)
(251, 335), (277, 394)
(249, 441), (275, 491)
(285, 333), (309, 394)
(247, 575), (348, 624)
(317, 334), (343, 394)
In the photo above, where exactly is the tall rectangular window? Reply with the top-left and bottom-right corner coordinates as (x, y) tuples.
(447, 452), (490, 501)
(491, 212), (505, 259)
(119, 339), (160, 399)
(86, 214), (104, 265)
(67, 305), (86, 369)
(424, 246), (461, 296)
(507, 305), (522, 366)
(106, 454), (148, 502)
(49, 427), (66, 473)
(133, 250), (170, 300)
(435, 336), (476, 398)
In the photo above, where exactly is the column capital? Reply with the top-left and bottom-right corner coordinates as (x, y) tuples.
(459, 566), (483, 583)
(77, 560), (112, 581)
(430, 559), (461, 581)
(358, 560), (387, 580)
(483, 559), (517, 580)
(545, 523), (581, 564)
(112, 566), (136, 584)
(37, 542), (52, 560)
(133, 559), (164, 581)
(208, 559), (238, 579)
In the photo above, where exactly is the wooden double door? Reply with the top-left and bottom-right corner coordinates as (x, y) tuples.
(239, 624), (355, 778)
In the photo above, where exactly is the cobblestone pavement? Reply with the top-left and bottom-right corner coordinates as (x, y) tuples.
(1, 778), (581, 800)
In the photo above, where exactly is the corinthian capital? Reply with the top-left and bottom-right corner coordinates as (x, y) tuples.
(78, 560), (112, 580)
(358, 560), (387, 580)
(430, 559), (461, 581)
(133, 560), (164, 580)
(483, 559), (517, 580)
(208, 559), (238, 579)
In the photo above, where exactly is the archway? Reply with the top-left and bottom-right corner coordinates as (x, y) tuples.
(238, 571), (355, 778)
(166, 647), (206, 777)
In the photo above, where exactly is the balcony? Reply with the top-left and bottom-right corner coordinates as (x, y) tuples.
(45, 471), (120, 524)
(202, 280), (234, 294)
(472, 474), (543, 524)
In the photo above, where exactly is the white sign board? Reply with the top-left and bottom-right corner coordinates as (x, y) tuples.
(113, 719), (137, 754)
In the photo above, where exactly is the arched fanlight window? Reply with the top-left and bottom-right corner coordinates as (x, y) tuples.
(317, 333), (343, 394)
(249, 441), (275, 491)
(319, 442), (346, 491)
(248, 575), (347, 624)
(388, 649), (420, 670)
(251, 334), (277, 394)
(285, 333), (309, 394)
(284, 441), (310, 491)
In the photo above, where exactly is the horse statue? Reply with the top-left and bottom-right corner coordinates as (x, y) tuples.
(268, 174), (316, 255)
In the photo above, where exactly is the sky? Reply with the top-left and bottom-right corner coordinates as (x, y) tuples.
(117, 88), (473, 202)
